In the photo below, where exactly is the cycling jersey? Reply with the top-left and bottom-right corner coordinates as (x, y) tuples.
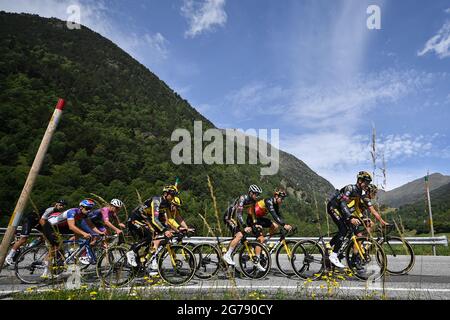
(47, 208), (86, 227)
(41, 206), (60, 221)
(19, 212), (42, 237)
(224, 195), (257, 229)
(254, 198), (286, 226)
(328, 184), (372, 220)
(131, 196), (173, 232)
(88, 207), (117, 224)
(346, 195), (373, 218)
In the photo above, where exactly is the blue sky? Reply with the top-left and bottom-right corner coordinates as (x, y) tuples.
(1, 0), (449, 190)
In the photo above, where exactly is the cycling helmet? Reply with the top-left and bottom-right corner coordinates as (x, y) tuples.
(357, 171), (372, 183)
(274, 190), (287, 198)
(367, 184), (378, 197)
(56, 199), (67, 206)
(79, 199), (95, 209)
(110, 198), (124, 208)
(163, 185), (179, 196)
(171, 196), (182, 207)
(248, 184), (262, 194)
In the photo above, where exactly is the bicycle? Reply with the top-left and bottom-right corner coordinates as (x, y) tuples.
(191, 226), (271, 280)
(97, 230), (196, 287)
(290, 217), (387, 281)
(262, 227), (298, 276)
(6, 231), (44, 266)
(14, 234), (104, 284)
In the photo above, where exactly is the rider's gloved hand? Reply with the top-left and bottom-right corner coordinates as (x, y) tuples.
(164, 230), (173, 238)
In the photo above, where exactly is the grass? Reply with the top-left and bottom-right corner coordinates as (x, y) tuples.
(9, 269), (395, 301)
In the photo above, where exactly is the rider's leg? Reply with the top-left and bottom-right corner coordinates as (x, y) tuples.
(6, 236), (28, 263)
(270, 223), (279, 237)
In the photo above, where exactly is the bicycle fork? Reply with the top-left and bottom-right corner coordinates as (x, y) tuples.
(351, 236), (366, 260)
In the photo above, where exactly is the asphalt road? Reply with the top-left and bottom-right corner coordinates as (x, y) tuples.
(1, 255), (449, 300)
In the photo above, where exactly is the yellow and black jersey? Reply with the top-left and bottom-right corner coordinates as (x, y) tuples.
(130, 196), (175, 232)
(329, 184), (372, 219)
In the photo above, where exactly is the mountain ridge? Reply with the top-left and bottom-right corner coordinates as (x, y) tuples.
(0, 12), (334, 234)
(378, 173), (450, 208)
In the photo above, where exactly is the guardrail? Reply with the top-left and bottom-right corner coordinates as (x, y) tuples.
(182, 236), (448, 246)
(1, 228), (447, 246)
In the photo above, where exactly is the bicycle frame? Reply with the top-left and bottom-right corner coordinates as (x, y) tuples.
(62, 238), (97, 264)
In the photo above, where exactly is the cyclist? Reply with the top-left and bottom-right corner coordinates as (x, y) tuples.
(359, 184), (389, 230)
(125, 185), (178, 274)
(41, 199), (100, 277)
(326, 171), (373, 268)
(5, 200), (67, 266)
(252, 190), (293, 239)
(81, 198), (126, 236)
(165, 196), (194, 233)
(222, 184), (263, 270)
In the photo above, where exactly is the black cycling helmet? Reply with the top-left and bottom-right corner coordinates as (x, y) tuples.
(56, 199), (67, 206)
(357, 171), (372, 183)
(274, 190), (287, 198)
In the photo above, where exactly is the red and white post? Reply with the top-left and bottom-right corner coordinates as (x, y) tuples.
(0, 99), (66, 270)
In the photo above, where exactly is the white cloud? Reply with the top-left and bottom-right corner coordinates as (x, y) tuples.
(181, 0), (227, 38)
(281, 132), (438, 190)
(224, 82), (291, 118)
(288, 70), (432, 130)
(418, 17), (450, 58)
(144, 32), (169, 60)
(378, 134), (433, 161)
(0, 0), (169, 64)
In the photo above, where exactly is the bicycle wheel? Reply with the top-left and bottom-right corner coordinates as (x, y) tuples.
(14, 244), (49, 284)
(275, 240), (298, 276)
(96, 246), (135, 287)
(238, 241), (271, 279)
(192, 243), (221, 279)
(290, 240), (324, 280)
(158, 245), (196, 285)
(345, 236), (386, 281)
(379, 236), (415, 275)
(77, 243), (106, 281)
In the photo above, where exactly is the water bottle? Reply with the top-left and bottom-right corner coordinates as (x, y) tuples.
(29, 239), (40, 247)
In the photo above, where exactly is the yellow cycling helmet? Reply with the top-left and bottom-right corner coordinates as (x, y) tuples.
(357, 171), (372, 183)
(274, 190), (287, 198)
(171, 196), (182, 207)
(163, 185), (179, 195)
(367, 184), (378, 197)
